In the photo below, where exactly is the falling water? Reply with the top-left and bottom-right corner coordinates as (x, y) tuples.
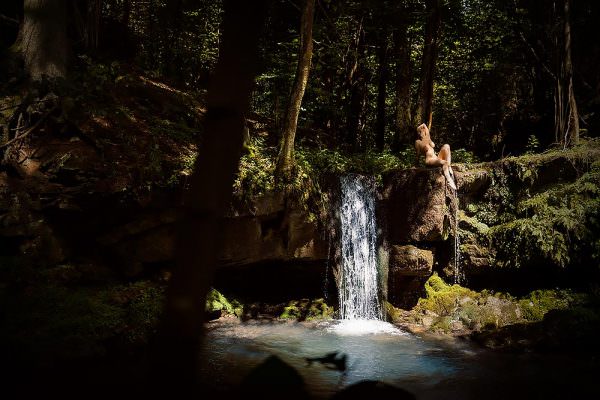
(452, 192), (464, 285)
(339, 174), (383, 321)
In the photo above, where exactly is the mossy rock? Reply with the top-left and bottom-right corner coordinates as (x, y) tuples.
(415, 273), (478, 316)
(385, 301), (404, 323)
(205, 288), (243, 317)
(279, 298), (334, 321)
(518, 289), (585, 322)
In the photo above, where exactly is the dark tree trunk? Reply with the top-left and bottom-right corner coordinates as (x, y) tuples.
(346, 20), (366, 151)
(151, 0), (266, 394)
(416, 0), (441, 128)
(375, 31), (389, 152)
(275, 0), (315, 181)
(160, 0), (184, 80)
(122, 0), (130, 27)
(86, 0), (101, 49)
(554, 0), (579, 146)
(20, 0), (68, 80)
(392, 21), (412, 151)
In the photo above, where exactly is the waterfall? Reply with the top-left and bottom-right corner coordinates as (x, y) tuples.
(452, 192), (464, 285)
(339, 174), (383, 321)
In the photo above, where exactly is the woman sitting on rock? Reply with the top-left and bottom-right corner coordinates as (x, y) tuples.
(415, 123), (457, 191)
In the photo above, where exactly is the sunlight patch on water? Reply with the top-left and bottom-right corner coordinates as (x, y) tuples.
(324, 319), (406, 336)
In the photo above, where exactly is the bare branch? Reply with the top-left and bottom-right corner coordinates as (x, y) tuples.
(0, 14), (18, 26)
(0, 106), (58, 149)
(518, 31), (556, 80)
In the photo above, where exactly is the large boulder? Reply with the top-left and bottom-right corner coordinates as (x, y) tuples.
(386, 245), (434, 309)
(381, 168), (450, 242)
(389, 245), (433, 277)
(218, 208), (327, 266)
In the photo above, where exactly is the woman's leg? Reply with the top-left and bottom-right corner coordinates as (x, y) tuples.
(439, 144), (451, 165)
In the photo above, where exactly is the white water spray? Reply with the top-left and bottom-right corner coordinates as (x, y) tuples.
(338, 174), (383, 321)
(452, 193), (464, 285)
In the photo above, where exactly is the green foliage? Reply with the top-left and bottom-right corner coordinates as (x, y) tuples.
(452, 148), (480, 164)
(0, 285), (125, 360)
(118, 281), (166, 344)
(525, 135), (540, 154)
(205, 288), (243, 317)
(0, 278), (170, 364)
(77, 55), (122, 95)
(518, 289), (585, 321)
(489, 159), (600, 268)
(233, 136), (417, 222)
(477, 167), (517, 225)
(234, 136), (276, 197)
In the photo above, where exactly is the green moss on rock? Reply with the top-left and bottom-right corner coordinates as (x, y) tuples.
(205, 288), (243, 317)
(279, 298), (334, 321)
(458, 140), (600, 271)
(518, 289), (585, 321)
(411, 274), (588, 334)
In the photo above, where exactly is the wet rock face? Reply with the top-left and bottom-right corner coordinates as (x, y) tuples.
(218, 208), (328, 266)
(388, 245), (433, 277)
(381, 168), (448, 242)
(1, 163), (327, 279)
(380, 167), (454, 308)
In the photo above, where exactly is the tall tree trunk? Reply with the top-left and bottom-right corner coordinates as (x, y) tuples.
(20, 0), (68, 80)
(416, 0), (441, 128)
(375, 31), (389, 152)
(151, 0), (265, 394)
(275, 0), (315, 181)
(122, 0), (130, 27)
(160, 0), (184, 80)
(346, 20), (366, 152)
(392, 21), (412, 151)
(554, 0), (579, 146)
(86, 0), (101, 49)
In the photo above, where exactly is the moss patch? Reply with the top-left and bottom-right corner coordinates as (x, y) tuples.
(205, 288), (243, 317)
(410, 273), (589, 334)
(279, 298), (334, 321)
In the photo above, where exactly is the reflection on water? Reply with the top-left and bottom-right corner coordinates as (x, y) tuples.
(199, 320), (597, 399)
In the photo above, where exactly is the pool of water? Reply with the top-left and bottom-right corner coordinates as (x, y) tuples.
(199, 319), (597, 399)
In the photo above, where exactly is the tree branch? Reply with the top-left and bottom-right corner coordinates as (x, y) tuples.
(0, 106), (58, 149)
(0, 14), (19, 26)
(518, 30), (556, 80)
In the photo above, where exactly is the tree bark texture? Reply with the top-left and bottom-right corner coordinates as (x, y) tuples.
(20, 0), (68, 80)
(275, 0), (315, 180)
(375, 31), (389, 152)
(554, 0), (579, 146)
(392, 22), (412, 151)
(346, 20), (367, 151)
(416, 0), (441, 129)
(151, 0), (265, 394)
